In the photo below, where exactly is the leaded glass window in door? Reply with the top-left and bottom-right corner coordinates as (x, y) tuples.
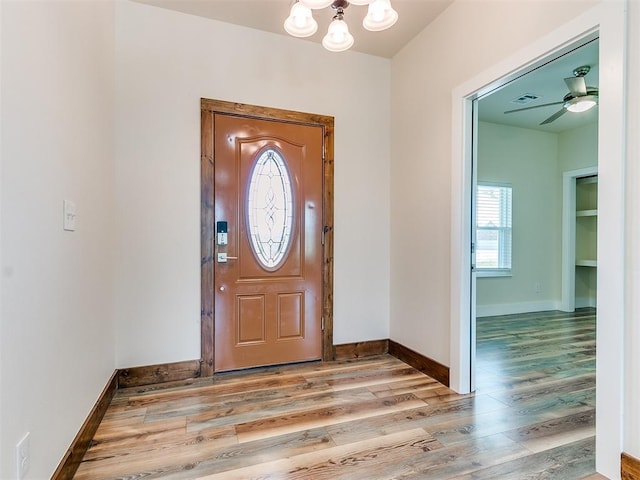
(247, 148), (294, 269)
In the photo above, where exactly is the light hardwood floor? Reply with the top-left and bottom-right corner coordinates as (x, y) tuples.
(75, 309), (597, 479)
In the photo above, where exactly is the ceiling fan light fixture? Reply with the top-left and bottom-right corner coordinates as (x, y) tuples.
(363, 0), (398, 31)
(565, 95), (597, 113)
(284, 2), (318, 37)
(322, 16), (354, 52)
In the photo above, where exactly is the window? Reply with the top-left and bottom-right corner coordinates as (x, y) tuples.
(247, 148), (294, 270)
(476, 183), (512, 276)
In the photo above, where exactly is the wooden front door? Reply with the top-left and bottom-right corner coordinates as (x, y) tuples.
(212, 113), (324, 371)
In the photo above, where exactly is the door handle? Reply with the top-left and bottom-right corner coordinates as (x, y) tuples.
(217, 253), (238, 263)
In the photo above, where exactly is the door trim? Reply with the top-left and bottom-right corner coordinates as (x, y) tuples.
(200, 98), (335, 376)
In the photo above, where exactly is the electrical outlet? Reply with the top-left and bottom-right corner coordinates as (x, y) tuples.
(16, 432), (30, 480)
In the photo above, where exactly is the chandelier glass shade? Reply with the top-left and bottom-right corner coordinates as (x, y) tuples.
(284, 0), (398, 52)
(284, 2), (318, 37)
(322, 18), (354, 52)
(363, 0), (398, 31)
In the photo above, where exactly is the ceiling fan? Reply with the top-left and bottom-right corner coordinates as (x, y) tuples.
(504, 65), (599, 125)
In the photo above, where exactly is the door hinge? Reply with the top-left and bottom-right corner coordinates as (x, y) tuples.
(321, 316), (325, 331)
(471, 242), (475, 254)
(322, 226), (326, 246)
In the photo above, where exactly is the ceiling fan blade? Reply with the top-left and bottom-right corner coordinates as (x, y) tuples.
(540, 108), (568, 125)
(564, 76), (587, 96)
(504, 101), (564, 114)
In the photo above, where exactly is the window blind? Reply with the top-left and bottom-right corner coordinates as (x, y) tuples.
(476, 184), (512, 270)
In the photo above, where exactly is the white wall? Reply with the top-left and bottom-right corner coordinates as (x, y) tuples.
(625, 0), (640, 462)
(558, 122), (599, 172)
(0, 1), (116, 478)
(390, 0), (598, 366)
(114, 1), (391, 367)
(476, 122), (560, 316)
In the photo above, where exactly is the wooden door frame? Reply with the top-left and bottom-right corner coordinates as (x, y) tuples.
(200, 98), (335, 377)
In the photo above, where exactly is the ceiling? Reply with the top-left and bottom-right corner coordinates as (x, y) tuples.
(133, 0), (598, 133)
(133, 0), (453, 58)
(478, 39), (599, 133)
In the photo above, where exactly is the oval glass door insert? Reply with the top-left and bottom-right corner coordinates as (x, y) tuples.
(247, 148), (294, 269)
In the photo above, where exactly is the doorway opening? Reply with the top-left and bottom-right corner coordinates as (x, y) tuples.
(472, 38), (599, 400)
(200, 99), (335, 376)
(467, 42), (600, 469)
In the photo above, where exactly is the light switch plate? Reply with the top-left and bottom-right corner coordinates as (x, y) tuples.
(63, 200), (76, 231)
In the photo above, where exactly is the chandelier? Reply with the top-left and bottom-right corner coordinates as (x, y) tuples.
(284, 0), (398, 52)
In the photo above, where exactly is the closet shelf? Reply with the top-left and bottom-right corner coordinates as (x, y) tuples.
(576, 209), (598, 217)
(576, 259), (597, 267)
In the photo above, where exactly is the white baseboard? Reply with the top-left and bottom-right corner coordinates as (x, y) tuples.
(476, 300), (562, 318)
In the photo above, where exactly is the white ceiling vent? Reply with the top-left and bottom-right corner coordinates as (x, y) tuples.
(511, 93), (541, 105)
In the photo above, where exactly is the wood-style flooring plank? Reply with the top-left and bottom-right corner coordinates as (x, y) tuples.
(447, 436), (596, 480)
(196, 429), (440, 480)
(399, 432), (531, 479)
(185, 387), (379, 433)
(75, 309), (598, 479)
(105, 427), (336, 480)
(234, 392), (428, 443)
(426, 407), (556, 446)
